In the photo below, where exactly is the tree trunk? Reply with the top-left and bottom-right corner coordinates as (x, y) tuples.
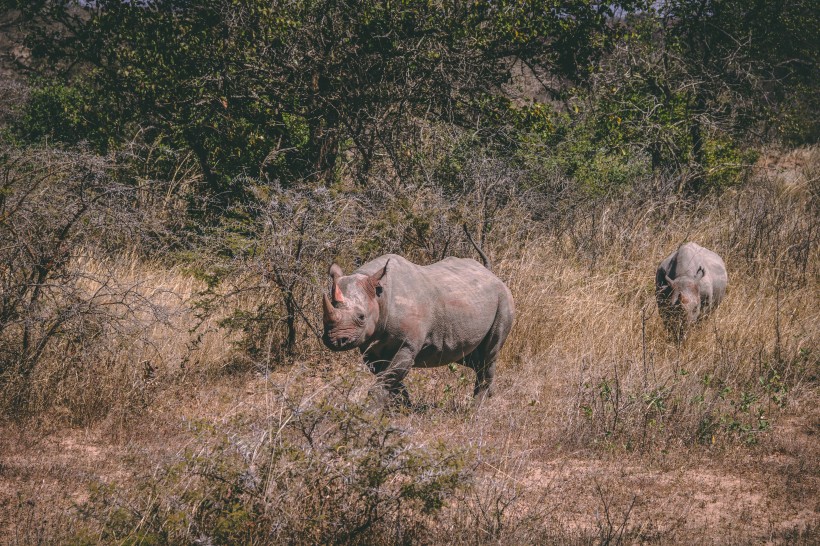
(307, 69), (340, 185)
(309, 116), (339, 184)
(184, 131), (228, 212)
(685, 92), (707, 195)
(283, 291), (297, 355)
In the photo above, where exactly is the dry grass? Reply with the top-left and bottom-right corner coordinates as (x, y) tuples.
(4, 251), (238, 428)
(0, 148), (818, 544)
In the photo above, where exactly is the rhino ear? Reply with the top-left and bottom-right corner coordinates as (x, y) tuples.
(329, 263), (343, 280)
(369, 259), (389, 297)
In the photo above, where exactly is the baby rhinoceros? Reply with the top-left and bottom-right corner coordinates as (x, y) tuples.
(321, 254), (515, 406)
(656, 242), (728, 341)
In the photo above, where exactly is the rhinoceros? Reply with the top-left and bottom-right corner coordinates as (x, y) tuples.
(321, 253), (515, 405)
(656, 242), (728, 340)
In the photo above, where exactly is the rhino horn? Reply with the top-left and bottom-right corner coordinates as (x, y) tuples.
(329, 263), (345, 303)
(322, 293), (338, 323)
(333, 282), (345, 303)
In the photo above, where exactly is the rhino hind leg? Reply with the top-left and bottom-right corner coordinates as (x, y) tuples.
(468, 297), (514, 403)
(471, 357), (496, 402)
(464, 331), (504, 403)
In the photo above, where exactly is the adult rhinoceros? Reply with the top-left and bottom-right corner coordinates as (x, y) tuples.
(656, 242), (728, 340)
(321, 253), (514, 405)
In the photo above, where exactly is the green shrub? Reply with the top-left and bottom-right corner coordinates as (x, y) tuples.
(76, 386), (469, 544)
(19, 80), (99, 147)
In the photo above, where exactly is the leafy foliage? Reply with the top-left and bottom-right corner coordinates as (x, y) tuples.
(17, 0), (624, 203)
(77, 384), (468, 545)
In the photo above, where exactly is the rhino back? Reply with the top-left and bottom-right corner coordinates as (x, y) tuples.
(421, 257), (511, 365)
(658, 243), (728, 303)
(356, 255), (512, 366)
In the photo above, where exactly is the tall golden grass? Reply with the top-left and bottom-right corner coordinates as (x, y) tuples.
(2, 148), (817, 543)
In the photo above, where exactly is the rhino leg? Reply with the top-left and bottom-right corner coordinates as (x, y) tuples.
(369, 346), (416, 407)
(365, 357), (389, 375)
(389, 382), (411, 407)
(468, 338), (501, 403)
(471, 357), (496, 402)
(467, 307), (513, 403)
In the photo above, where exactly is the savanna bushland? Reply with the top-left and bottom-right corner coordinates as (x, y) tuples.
(0, 1), (817, 544)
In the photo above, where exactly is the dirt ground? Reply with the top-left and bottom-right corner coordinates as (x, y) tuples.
(2, 369), (817, 544)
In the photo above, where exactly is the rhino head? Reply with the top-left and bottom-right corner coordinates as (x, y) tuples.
(322, 260), (389, 351)
(664, 268), (703, 327)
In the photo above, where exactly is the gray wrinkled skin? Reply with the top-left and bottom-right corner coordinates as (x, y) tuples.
(322, 254), (515, 405)
(656, 242), (728, 340)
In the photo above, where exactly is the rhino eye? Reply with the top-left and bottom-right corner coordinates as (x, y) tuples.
(357, 313), (365, 321)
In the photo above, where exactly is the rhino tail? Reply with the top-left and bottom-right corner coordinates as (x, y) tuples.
(463, 223), (492, 271)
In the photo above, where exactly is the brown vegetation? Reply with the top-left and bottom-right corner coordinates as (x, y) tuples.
(1, 147), (817, 544)
(1, 2), (817, 542)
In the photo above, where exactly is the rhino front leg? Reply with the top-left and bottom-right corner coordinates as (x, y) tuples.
(369, 346), (415, 407)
